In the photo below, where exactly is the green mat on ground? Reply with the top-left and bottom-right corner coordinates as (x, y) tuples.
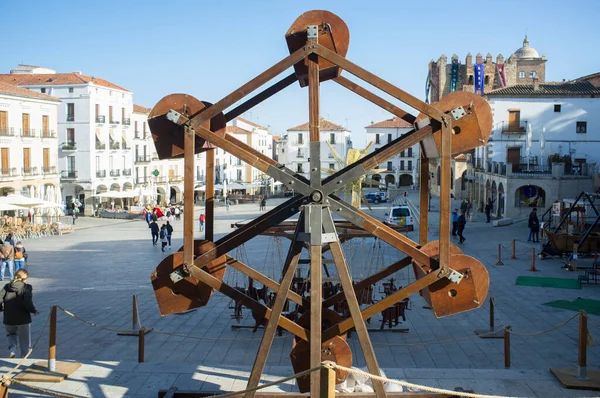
(515, 276), (581, 290)
(543, 298), (600, 315)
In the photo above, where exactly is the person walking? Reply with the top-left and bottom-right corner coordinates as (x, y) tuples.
(174, 206), (181, 221)
(166, 221), (173, 249)
(451, 209), (458, 236)
(457, 210), (467, 244)
(0, 269), (39, 358)
(13, 242), (26, 272)
(485, 198), (494, 223)
(150, 220), (159, 246)
(528, 208), (540, 243)
(159, 225), (168, 252)
(261, 197), (267, 211)
(199, 212), (206, 232)
(466, 199), (472, 219)
(0, 242), (14, 281)
(4, 234), (14, 247)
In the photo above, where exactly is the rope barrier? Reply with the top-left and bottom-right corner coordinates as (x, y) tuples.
(9, 379), (83, 398)
(507, 312), (580, 337)
(326, 362), (512, 398)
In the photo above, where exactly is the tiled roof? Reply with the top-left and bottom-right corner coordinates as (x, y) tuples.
(0, 73), (129, 92)
(236, 117), (267, 130)
(453, 154), (467, 161)
(133, 105), (151, 114)
(226, 126), (252, 134)
(287, 118), (348, 131)
(487, 81), (600, 97)
(272, 135), (283, 141)
(0, 82), (60, 102)
(365, 117), (413, 129)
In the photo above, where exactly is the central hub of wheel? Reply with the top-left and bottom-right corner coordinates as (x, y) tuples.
(310, 190), (324, 203)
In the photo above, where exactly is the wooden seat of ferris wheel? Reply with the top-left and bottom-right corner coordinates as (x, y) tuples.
(151, 240), (227, 316)
(147, 93), (226, 160)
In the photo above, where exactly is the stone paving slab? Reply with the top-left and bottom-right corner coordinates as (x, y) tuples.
(1, 195), (600, 396)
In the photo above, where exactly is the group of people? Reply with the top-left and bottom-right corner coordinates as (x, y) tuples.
(149, 220), (174, 252)
(258, 196), (267, 211)
(451, 209), (467, 244)
(0, 234), (27, 281)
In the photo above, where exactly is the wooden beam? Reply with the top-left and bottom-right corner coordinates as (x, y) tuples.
(205, 149), (215, 242)
(439, 122), (452, 273)
(183, 127), (194, 266)
(310, 244), (323, 397)
(419, 153), (429, 246)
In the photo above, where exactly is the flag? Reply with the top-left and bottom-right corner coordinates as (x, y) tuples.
(450, 60), (460, 92)
(425, 69), (431, 104)
(496, 64), (506, 88)
(474, 64), (485, 95)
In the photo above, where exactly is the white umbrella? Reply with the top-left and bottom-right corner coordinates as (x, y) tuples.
(0, 201), (26, 211)
(526, 123), (533, 158)
(3, 194), (45, 207)
(222, 180), (228, 199)
(540, 126), (546, 160)
(194, 186), (206, 192)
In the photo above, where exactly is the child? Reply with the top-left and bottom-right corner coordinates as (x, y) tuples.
(14, 242), (26, 271)
(159, 225), (168, 252)
(1, 269), (39, 358)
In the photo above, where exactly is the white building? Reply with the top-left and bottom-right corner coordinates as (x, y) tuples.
(467, 79), (600, 219)
(0, 82), (61, 203)
(0, 71), (135, 214)
(364, 117), (419, 187)
(280, 118), (351, 178)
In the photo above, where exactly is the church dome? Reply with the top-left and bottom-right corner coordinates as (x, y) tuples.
(513, 35), (539, 59)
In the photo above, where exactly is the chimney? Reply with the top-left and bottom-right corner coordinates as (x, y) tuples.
(532, 77), (539, 91)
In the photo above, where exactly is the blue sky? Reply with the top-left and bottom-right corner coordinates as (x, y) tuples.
(2, 0), (598, 145)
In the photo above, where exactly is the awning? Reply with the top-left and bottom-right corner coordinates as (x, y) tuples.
(1, 194), (46, 207)
(96, 191), (138, 199)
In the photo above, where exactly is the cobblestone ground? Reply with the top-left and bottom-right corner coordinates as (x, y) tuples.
(2, 193), (600, 397)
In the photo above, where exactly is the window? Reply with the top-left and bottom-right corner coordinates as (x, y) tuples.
(0, 111), (7, 135)
(298, 133), (303, 144)
(530, 71), (537, 78)
(67, 156), (75, 172)
(391, 208), (410, 217)
(400, 150), (405, 158)
(109, 106), (113, 122)
(484, 75), (489, 85)
(330, 133), (336, 144)
(66, 103), (74, 121)
(237, 170), (242, 180)
(297, 148), (303, 158)
(408, 160), (413, 170)
(96, 156), (100, 171)
(408, 147), (413, 157)
(23, 148), (31, 169)
(554, 104), (561, 113)
(42, 115), (49, 135)
(399, 160), (404, 170)
(122, 108), (125, 123)
(519, 71), (525, 78)
(387, 161), (393, 170)
(297, 163), (303, 173)
(329, 163), (335, 170)
(68, 87), (74, 93)
(41, 88), (46, 94)
(375, 134), (380, 144)
(66, 128), (75, 145)
(95, 104), (99, 119)
(468, 75), (473, 85)
(576, 121), (587, 134)
(387, 133), (392, 143)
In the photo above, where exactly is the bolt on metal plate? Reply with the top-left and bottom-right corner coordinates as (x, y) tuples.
(450, 106), (466, 121)
(169, 268), (185, 284)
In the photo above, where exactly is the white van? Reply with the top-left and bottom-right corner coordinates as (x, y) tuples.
(384, 205), (414, 231)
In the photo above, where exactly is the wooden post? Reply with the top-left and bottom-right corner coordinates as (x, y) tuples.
(577, 311), (589, 380)
(504, 327), (511, 368)
(511, 239), (517, 259)
(419, 154), (429, 246)
(132, 295), (139, 330)
(572, 243), (579, 271)
(319, 365), (336, 398)
(496, 244), (504, 265)
(138, 328), (145, 363)
(0, 382), (7, 398)
(205, 149), (215, 242)
(490, 297), (495, 330)
(48, 305), (57, 372)
(439, 121), (452, 274)
(528, 248), (538, 272)
(183, 126), (195, 267)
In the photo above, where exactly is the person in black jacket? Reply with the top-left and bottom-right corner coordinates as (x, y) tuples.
(0, 269), (38, 358)
(165, 221), (174, 249)
(150, 220), (159, 246)
(528, 208), (540, 243)
(457, 210), (467, 244)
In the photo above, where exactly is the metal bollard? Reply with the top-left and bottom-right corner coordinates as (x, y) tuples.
(528, 248), (538, 272)
(48, 305), (57, 372)
(577, 312), (589, 380)
(496, 244), (504, 266)
(504, 327), (511, 368)
(511, 239), (517, 260)
(138, 328), (145, 363)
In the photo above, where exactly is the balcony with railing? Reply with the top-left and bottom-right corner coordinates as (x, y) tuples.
(62, 141), (76, 151)
(42, 166), (57, 175)
(41, 130), (56, 138)
(96, 170), (106, 178)
(151, 155), (159, 161)
(169, 175), (182, 183)
(0, 128), (14, 137)
(22, 167), (38, 177)
(136, 155), (150, 163)
(296, 151), (305, 158)
(499, 120), (528, 135)
(122, 118), (131, 126)
(109, 119), (120, 125)
(96, 141), (106, 150)
(66, 115), (74, 122)
(134, 131), (142, 139)
(136, 177), (147, 184)
(21, 128), (35, 137)
(110, 169), (121, 177)
(122, 139), (130, 150)
(109, 139), (120, 150)
(96, 115), (105, 124)
(61, 170), (77, 179)
(0, 168), (17, 178)
(156, 176), (167, 183)
(123, 168), (132, 176)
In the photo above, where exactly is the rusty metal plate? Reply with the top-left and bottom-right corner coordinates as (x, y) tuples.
(151, 240), (227, 316)
(413, 254), (489, 318)
(417, 91), (492, 155)
(286, 10), (349, 87)
(148, 94), (226, 160)
(290, 335), (352, 393)
(416, 240), (464, 272)
(294, 308), (346, 344)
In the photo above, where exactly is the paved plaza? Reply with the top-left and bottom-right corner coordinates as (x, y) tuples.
(2, 192), (600, 397)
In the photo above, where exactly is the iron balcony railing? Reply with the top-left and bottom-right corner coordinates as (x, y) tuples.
(96, 170), (106, 178)
(0, 128), (15, 136)
(0, 168), (17, 177)
(66, 115), (74, 122)
(61, 170), (77, 179)
(110, 169), (121, 177)
(122, 118), (131, 126)
(500, 120), (528, 134)
(136, 177), (147, 184)
(134, 131), (142, 139)
(42, 166), (57, 175)
(96, 142), (106, 150)
(136, 155), (150, 163)
(22, 167), (38, 176)
(156, 176), (167, 183)
(62, 142), (76, 150)
(169, 176), (182, 183)
(109, 120), (120, 125)
(41, 130), (56, 138)
(21, 128), (35, 137)
(96, 115), (105, 123)
(123, 168), (132, 176)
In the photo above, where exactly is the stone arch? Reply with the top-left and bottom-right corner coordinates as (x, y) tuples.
(123, 182), (133, 191)
(461, 170), (467, 191)
(110, 183), (121, 192)
(491, 181), (497, 213)
(157, 187), (167, 206)
(371, 174), (382, 188)
(498, 182), (505, 217)
(170, 186), (181, 204)
(399, 174), (413, 187)
(514, 185), (546, 208)
(384, 174), (395, 187)
(485, 179), (491, 203)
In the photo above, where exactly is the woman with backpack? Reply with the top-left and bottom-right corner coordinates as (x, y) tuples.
(159, 225), (168, 252)
(1, 269), (39, 358)
(14, 242), (26, 271)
